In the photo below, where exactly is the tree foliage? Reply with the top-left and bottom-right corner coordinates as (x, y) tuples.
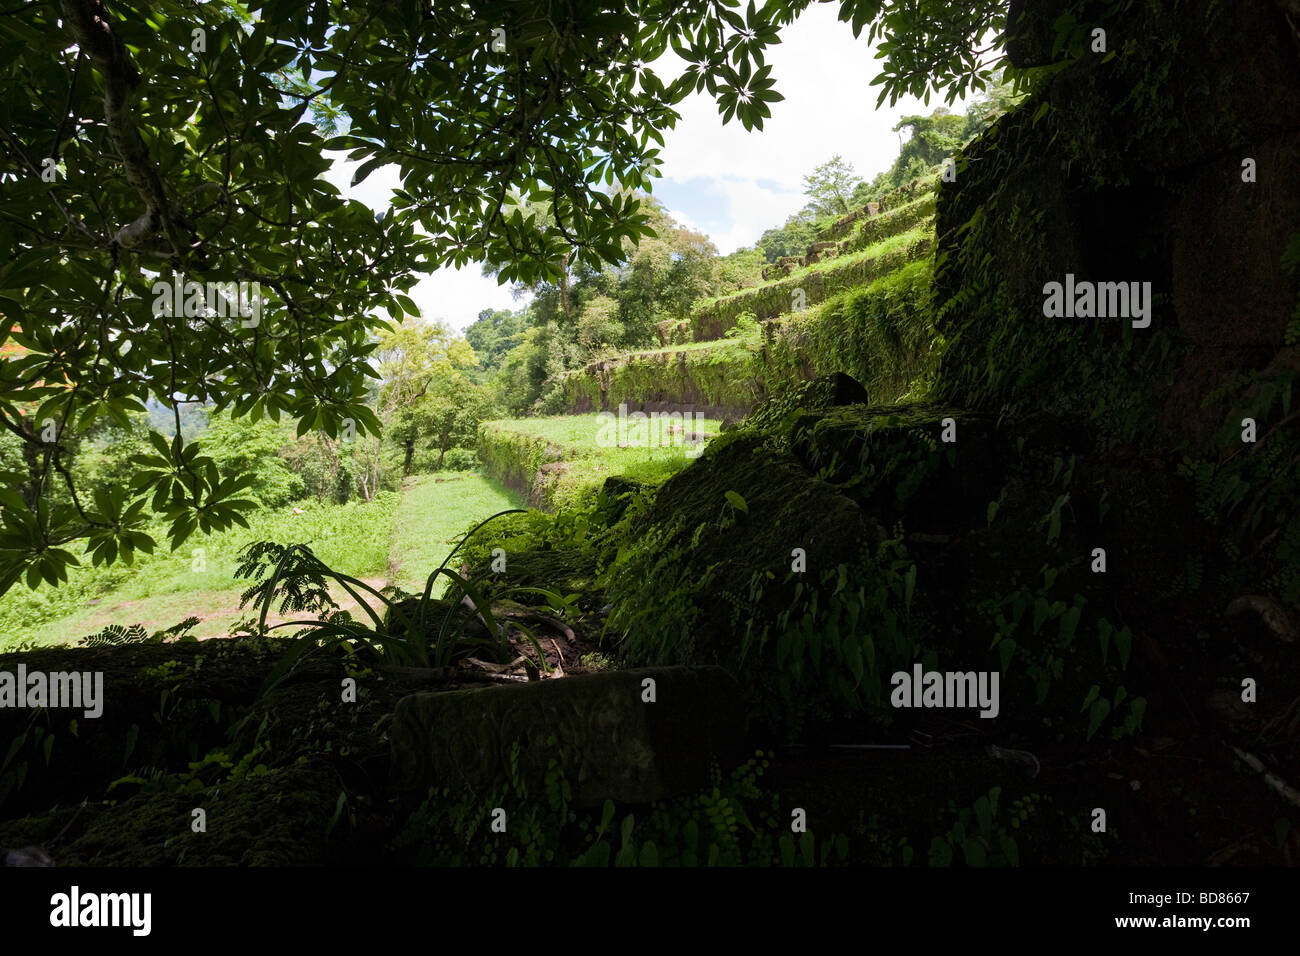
(375, 317), (484, 475)
(464, 308), (531, 379)
(802, 155), (863, 217)
(0, 0), (1029, 591)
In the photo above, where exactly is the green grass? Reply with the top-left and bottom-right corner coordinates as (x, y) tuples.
(697, 223), (934, 316)
(839, 193), (937, 256)
(387, 470), (523, 595)
(479, 412), (722, 509)
(486, 412), (723, 453)
(0, 494), (400, 647)
(688, 224), (934, 341)
(0, 471), (538, 647)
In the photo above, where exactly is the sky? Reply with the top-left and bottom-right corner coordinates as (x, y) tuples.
(322, 4), (967, 332)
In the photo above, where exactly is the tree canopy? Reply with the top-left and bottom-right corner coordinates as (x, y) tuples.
(0, 0), (1019, 592)
(802, 155), (863, 217)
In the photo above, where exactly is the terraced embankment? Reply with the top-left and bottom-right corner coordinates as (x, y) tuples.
(477, 412), (722, 511)
(561, 172), (941, 418)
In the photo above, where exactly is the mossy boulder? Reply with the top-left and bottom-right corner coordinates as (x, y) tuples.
(0, 639), (284, 818)
(788, 403), (1003, 532)
(390, 665), (746, 808)
(606, 432), (880, 667)
(598, 431), (919, 736)
(0, 761), (344, 866)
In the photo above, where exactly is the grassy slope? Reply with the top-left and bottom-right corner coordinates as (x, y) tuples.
(689, 223), (933, 336)
(480, 413), (723, 508)
(561, 180), (941, 416)
(486, 412), (722, 453)
(386, 471), (523, 595)
(2, 472), (526, 647)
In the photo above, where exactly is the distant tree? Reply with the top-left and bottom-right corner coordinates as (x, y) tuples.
(849, 95), (1006, 208)
(278, 432), (356, 504)
(613, 195), (721, 345)
(400, 374), (492, 472)
(715, 246), (766, 291)
(488, 193), (721, 389)
(573, 295), (622, 356)
(196, 410), (301, 508)
(802, 156), (863, 217)
(464, 308), (531, 377)
(961, 73), (1024, 139)
(893, 109), (968, 170)
(375, 318), (478, 476)
(145, 401), (209, 440)
(757, 206), (821, 263)
(493, 326), (548, 416)
(0, 0), (1027, 590)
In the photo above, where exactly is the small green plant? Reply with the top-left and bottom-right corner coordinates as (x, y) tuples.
(1080, 682), (1146, 742)
(109, 738), (275, 797)
(232, 510), (569, 692)
(724, 310), (760, 339)
(77, 616), (202, 647)
(394, 749), (850, 867)
(927, 787), (1036, 866)
(579, 651), (613, 671)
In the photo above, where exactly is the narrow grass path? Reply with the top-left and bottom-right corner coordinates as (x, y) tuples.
(385, 470), (523, 596)
(4, 471), (524, 646)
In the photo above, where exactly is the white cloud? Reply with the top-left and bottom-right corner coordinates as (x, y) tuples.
(320, 153), (527, 333)
(652, 3), (968, 252)
(316, 7), (971, 313)
(671, 179), (806, 255)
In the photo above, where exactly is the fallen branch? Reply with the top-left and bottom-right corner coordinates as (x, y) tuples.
(59, 0), (188, 257)
(1231, 744), (1300, 810)
(985, 743), (1041, 778)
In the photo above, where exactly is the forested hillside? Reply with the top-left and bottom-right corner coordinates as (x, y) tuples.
(0, 0), (1296, 891)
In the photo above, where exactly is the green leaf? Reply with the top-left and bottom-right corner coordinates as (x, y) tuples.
(1086, 698), (1111, 741)
(724, 490), (748, 513)
(1114, 626), (1132, 669)
(999, 834), (1019, 866)
(1058, 604), (1081, 646)
(1032, 597), (1050, 635)
(998, 636), (1016, 673)
(927, 836), (952, 867)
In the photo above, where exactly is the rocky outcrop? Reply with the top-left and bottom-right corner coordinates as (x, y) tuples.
(390, 665), (747, 807)
(935, 0), (1300, 451)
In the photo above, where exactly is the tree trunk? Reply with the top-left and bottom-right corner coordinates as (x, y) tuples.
(368, 439), (381, 500)
(19, 423), (42, 509)
(559, 252), (573, 326)
(319, 435), (341, 501)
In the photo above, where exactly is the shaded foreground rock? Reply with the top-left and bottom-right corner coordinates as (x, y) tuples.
(789, 403), (1002, 531)
(0, 761), (342, 866)
(391, 665), (746, 807)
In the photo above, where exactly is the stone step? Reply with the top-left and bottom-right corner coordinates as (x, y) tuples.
(390, 665), (747, 807)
